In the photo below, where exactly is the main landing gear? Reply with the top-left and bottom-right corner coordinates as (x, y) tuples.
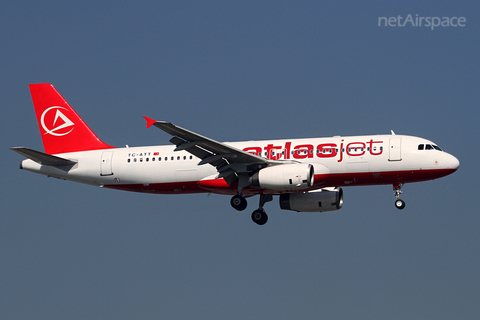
(393, 183), (405, 210)
(230, 193), (272, 225)
(230, 194), (247, 211)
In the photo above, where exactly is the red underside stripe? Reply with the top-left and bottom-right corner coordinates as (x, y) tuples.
(104, 168), (456, 195)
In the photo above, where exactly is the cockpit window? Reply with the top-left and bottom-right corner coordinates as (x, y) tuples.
(418, 143), (443, 151)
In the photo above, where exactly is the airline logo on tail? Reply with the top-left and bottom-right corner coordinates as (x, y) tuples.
(40, 106), (74, 136)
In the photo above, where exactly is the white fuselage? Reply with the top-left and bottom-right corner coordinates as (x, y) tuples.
(20, 134), (459, 195)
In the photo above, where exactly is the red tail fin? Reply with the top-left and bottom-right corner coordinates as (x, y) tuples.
(29, 83), (114, 154)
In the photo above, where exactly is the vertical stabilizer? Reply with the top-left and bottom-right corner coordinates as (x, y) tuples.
(29, 83), (114, 154)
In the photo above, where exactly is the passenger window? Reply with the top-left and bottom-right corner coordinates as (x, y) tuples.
(418, 144), (424, 150)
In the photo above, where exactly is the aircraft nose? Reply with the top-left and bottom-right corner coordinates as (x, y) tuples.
(446, 153), (460, 170)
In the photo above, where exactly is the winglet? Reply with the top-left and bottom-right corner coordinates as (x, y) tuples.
(144, 116), (157, 128)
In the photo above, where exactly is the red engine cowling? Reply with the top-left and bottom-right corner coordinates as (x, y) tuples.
(279, 187), (343, 212)
(249, 163), (315, 191)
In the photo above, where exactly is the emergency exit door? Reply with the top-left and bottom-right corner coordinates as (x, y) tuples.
(389, 138), (402, 161)
(101, 151), (114, 176)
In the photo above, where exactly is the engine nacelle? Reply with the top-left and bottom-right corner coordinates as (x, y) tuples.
(279, 187), (343, 212)
(249, 163), (315, 191)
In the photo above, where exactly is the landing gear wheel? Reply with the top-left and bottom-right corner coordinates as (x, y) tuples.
(395, 199), (405, 210)
(251, 209), (268, 225)
(231, 195), (247, 211)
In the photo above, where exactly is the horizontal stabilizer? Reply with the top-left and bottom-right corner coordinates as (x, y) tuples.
(11, 147), (77, 166)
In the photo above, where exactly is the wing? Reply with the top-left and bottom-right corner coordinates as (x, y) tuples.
(144, 117), (292, 185)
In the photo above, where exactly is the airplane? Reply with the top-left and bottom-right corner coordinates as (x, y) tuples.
(12, 83), (460, 225)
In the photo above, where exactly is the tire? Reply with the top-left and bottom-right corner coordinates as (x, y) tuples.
(395, 199), (405, 210)
(231, 195), (247, 211)
(251, 209), (268, 225)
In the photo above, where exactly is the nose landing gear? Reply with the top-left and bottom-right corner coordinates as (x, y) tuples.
(395, 198), (406, 209)
(393, 184), (405, 209)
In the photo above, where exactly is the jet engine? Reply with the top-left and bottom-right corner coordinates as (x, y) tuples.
(249, 163), (315, 191)
(279, 187), (343, 212)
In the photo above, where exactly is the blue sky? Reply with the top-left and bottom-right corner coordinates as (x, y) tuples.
(1, 1), (479, 319)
